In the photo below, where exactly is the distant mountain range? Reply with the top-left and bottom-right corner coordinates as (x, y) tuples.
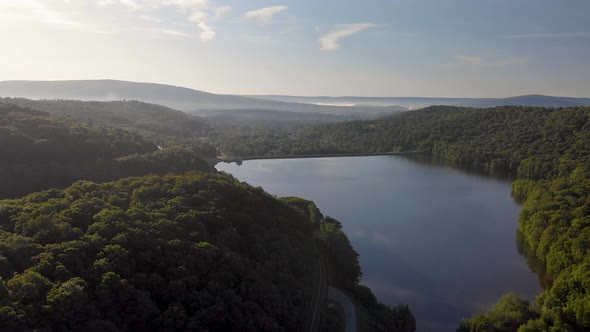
(1, 81), (587, 123)
(249, 94), (590, 109)
(0, 80), (405, 119)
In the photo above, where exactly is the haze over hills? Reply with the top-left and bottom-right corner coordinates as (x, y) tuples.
(0, 80), (406, 119)
(0, 97), (209, 139)
(249, 94), (590, 109)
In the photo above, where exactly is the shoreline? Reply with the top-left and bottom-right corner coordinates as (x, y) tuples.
(211, 151), (427, 165)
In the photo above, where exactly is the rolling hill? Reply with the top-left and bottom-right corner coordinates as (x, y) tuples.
(0, 98), (209, 139)
(249, 94), (590, 109)
(0, 80), (405, 118)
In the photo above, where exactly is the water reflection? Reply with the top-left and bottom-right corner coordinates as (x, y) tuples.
(516, 230), (550, 290)
(398, 154), (515, 181)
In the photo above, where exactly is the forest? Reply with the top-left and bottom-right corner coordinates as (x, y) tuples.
(0, 104), (212, 199)
(0, 99), (415, 331)
(213, 105), (590, 179)
(0, 173), (414, 332)
(0, 98), (211, 142)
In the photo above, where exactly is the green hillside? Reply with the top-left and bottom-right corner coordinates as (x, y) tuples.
(0, 173), (414, 332)
(0, 98), (210, 141)
(0, 104), (211, 199)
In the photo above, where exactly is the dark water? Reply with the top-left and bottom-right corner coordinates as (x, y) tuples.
(216, 156), (542, 332)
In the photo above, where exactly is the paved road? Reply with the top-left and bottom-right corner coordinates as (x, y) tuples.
(328, 287), (357, 332)
(303, 259), (327, 332)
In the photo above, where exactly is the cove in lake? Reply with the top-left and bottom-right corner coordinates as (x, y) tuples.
(216, 155), (542, 332)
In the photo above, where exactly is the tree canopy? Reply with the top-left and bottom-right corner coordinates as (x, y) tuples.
(0, 104), (212, 199)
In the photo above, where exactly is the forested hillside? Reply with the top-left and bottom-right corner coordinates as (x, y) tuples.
(0, 173), (316, 331)
(0, 173), (414, 331)
(0, 98), (210, 142)
(224, 106), (590, 178)
(0, 104), (211, 199)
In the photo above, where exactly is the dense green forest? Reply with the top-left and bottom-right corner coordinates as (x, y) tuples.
(0, 173), (414, 331)
(0, 98), (210, 141)
(0, 104), (212, 199)
(0, 173), (316, 331)
(214, 106), (590, 178)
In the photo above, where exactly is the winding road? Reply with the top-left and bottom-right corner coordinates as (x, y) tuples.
(327, 287), (357, 332)
(303, 259), (327, 332)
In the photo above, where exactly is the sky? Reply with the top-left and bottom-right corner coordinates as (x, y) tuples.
(1, 0), (589, 97)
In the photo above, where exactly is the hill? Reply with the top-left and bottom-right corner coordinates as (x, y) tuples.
(461, 94), (590, 108)
(0, 103), (211, 199)
(239, 105), (590, 177)
(0, 98), (209, 140)
(0, 80), (405, 118)
(249, 94), (590, 109)
(0, 172), (415, 332)
(0, 173), (319, 331)
(194, 108), (358, 124)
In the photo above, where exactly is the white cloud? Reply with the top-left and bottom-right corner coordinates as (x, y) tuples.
(97, 0), (222, 42)
(0, 0), (112, 33)
(506, 32), (590, 39)
(197, 22), (215, 41)
(189, 11), (208, 22)
(0, 0), (75, 25)
(244, 6), (287, 24)
(456, 55), (529, 68)
(0, 0), (231, 42)
(99, 0), (142, 11)
(319, 23), (378, 51)
(214, 5), (231, 19)
(134, 27), (193, 37)
(138, 15), (162, 22)
(160, 29), (192, 37)
(100, 0), (207, 11)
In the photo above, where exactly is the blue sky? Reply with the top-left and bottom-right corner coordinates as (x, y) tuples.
(1, 0), (589, 97)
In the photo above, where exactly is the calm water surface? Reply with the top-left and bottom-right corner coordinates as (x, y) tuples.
(216, 156), (542, 332)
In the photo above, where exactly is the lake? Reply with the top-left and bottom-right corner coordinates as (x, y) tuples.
(216, 155), (542, 332)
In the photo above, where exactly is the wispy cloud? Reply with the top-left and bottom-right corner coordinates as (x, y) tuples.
(506, 32), (590, 39)
(138, 15), (162, 23)
(456, 55), (528, 68)
(133, 27), (193, 37)
(196, 22), (215, 41)
(244, 6), (287, 24)
(0, 0), (81, 27)
(319, 23), (378, 51)
(214, 5), (231, 19)
(100, 0), (217, 41)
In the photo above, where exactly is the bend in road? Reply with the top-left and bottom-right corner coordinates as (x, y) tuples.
(327, 286), (357, 332)
(303, 259), (327, 332)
